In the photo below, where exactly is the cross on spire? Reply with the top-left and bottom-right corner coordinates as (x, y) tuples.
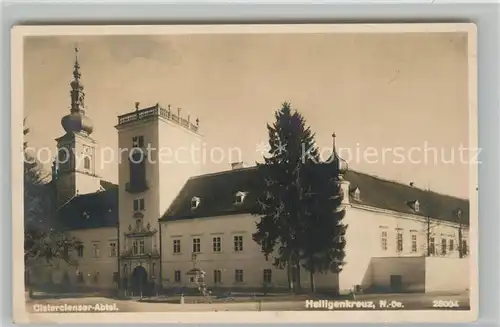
(73, 45), (81, 81)
(70, 45), (85, 113)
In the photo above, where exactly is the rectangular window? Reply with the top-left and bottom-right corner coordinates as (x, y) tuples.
(212, 237), (221, 252)
(132, 241), (138, 255)
(234, 235), (243, 252)
(132, 239), (145, 255)
(396, 233), (403, 253)
(174, 270), (181, 282)
(462, 240), (468, 255)
(93, 243), (100, 258)
(132, 136), (144, 148)
(214, 269), (222, 284)
(84, 156), (91, 170)
(133, 198), (145, 211)
(139, 240), (145, 254)
(411, 235), (417, 253)
(449, 239), (454, 251)
(193, 238), (201, 253)
(429, 237), (435, 255)
(381, 231), (388, 250)
(235, 269), (244, 283)
(109, 242), (117, 257)
(129, 151), (146, 189)
(173, 239), (181, 254)
(263, 269), (272, 283)
(441, 238), (447, 255)
(76, 244), (84, 258)
(151, 263), (156, 277)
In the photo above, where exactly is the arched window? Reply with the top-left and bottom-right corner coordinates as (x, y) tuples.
(84, 156), (91, 170)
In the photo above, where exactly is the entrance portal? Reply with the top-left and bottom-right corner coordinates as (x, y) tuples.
(131, 266), (148, 296)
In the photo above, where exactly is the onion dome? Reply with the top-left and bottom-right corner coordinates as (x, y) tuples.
(61, 112), (94, 135)
(330, 133), (348, 176)
(61, 46), (94, 135)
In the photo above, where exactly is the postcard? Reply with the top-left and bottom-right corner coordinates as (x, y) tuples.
(12, 23), (478, 323)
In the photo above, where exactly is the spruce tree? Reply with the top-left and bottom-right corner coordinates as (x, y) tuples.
(299, 161), (347, 292)
(252, 102), (319, 292)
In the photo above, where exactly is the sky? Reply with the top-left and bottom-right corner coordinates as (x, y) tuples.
(24, 32), (471, 198)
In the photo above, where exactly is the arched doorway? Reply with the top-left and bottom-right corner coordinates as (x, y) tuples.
(131, 266), (148, 296)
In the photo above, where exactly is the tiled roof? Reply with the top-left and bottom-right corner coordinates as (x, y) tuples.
(57, 180), (119, 231)
(160, 167), (470, 225)
(345, 171), (469, 225)
(163, 167), (263, 221)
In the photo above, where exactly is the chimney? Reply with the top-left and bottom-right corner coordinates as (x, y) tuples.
(231, 162), (245, 170)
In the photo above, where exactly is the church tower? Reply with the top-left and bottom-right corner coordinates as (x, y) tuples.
(53, 47), (101, 205)
(330, 133), (350, 208)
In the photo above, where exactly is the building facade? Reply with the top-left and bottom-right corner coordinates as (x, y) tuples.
(158, 166), (469, 294)
(31, 49), (470, 295)
(115, 101), (202, 294)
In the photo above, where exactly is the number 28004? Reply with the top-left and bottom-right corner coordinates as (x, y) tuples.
(432, 300), (459, 308)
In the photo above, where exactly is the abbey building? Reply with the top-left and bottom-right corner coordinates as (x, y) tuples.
(32, 49), (471, 295)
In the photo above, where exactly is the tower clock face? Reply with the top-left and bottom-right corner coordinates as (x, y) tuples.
(59, 150), (67, 162)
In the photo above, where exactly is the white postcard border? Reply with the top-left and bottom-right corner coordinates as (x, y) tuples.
(11, 23), (478, 324)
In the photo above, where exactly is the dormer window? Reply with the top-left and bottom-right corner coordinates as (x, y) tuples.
(406, 200), (420, 212)
(414, 200), (420, 212)
(235, 191), (247, 205)
(191, 196), (200, 210)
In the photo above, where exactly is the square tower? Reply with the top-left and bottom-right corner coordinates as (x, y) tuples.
(54, 132), (101, 204)
(53, 46), (101, 206)
(115, 102), (202, 292)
